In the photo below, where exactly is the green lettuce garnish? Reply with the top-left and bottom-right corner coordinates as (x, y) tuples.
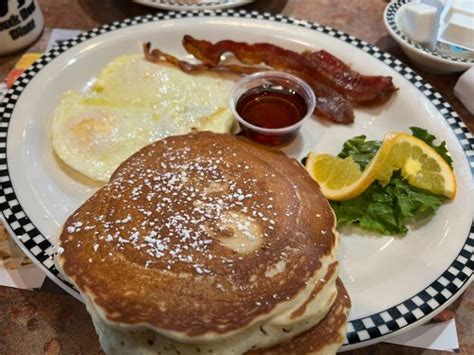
(337, 135), (381, 170)
(330, 128), (450, 236)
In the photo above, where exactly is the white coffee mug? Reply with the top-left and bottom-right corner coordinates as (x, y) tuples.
(0, 0), (44, 55)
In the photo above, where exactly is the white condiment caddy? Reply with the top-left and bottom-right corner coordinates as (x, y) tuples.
(400, 0), (474, 51)
(384, 0), (473, 74)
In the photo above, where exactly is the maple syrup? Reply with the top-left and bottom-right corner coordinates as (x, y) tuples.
(230, 71), (316, 147)
(236, 85), (308, 146)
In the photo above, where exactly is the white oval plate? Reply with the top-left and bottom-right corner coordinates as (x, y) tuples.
(132, 0), (253, 11)
(0, 10), (472, 351)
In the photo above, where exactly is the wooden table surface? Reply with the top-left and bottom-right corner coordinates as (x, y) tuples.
(0, 0), (472, 354)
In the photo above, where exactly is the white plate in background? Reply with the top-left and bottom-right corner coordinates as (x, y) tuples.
(132, 0), (253, 11)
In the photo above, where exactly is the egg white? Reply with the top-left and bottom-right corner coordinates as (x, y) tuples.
(52, 55), (234, 182)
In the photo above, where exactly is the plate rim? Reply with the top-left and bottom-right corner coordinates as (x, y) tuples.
(0, 9), (472, 350)
(133, 0), (253, 11)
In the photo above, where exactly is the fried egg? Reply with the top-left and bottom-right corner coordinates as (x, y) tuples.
(52, 55), (234, 182)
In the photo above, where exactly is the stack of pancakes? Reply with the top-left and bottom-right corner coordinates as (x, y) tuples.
(56, 132), (351, 354)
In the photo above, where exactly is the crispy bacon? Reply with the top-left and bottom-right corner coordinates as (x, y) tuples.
(290, 72), (354, 124)
(182, 35), (397, 105)
(302, 50), (397, 105)
(143, 42), (263, 75)
(183, 35), (318, 74)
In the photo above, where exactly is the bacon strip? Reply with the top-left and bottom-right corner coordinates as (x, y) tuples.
(290, 72), (354, 124)
(182, 35), (396, 105)
(302, 50), (397, 105)
(143, 42), (263, 75)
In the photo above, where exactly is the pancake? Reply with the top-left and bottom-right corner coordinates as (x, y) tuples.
(56, 131), (346, 353)
(251, 279), (351, 355)
(83, 278), (350, 355)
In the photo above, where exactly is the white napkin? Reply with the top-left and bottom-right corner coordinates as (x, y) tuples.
(0, 82), (6, 101)
(0, 264), (45, 289)
(384, 319), (459, 352)
(46, 29), (81, 51)
(454, 66), (474, 114)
